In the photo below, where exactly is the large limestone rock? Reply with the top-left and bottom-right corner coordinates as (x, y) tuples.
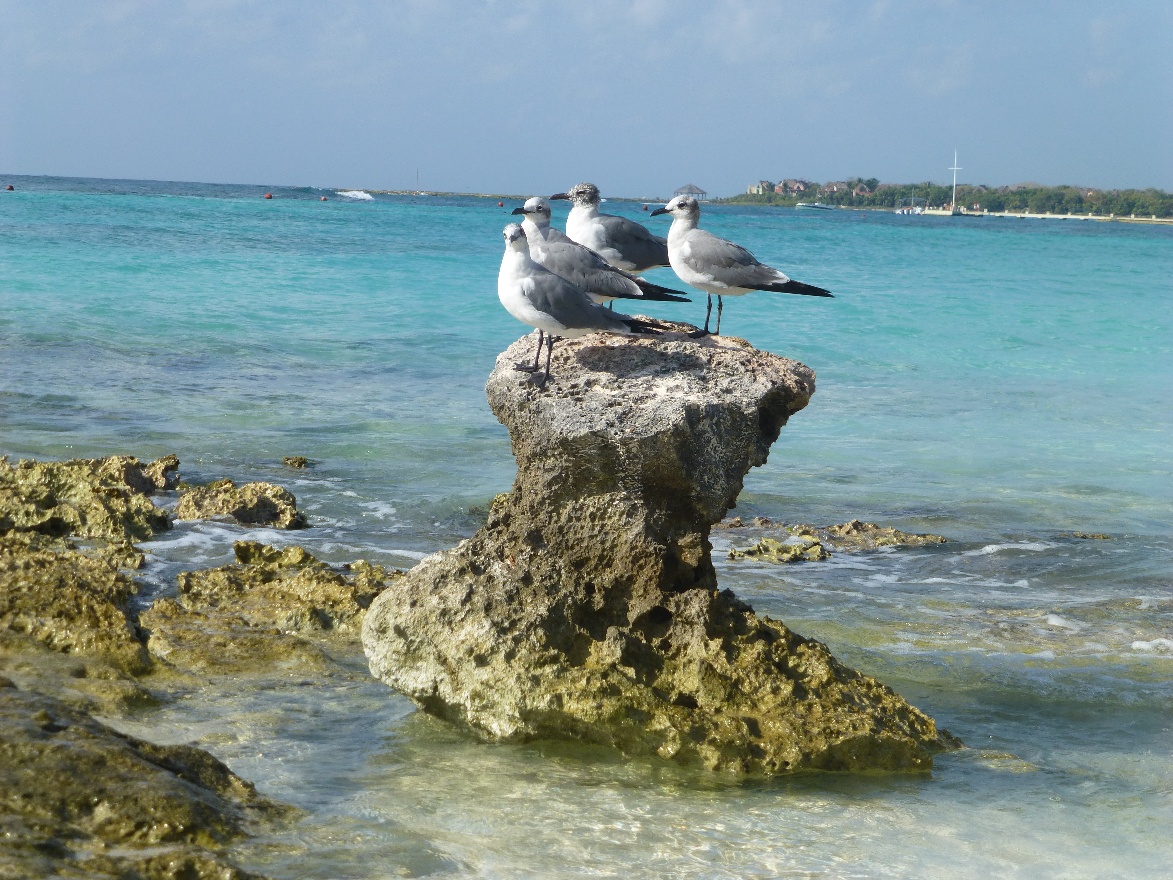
(363, 332), (957, 774)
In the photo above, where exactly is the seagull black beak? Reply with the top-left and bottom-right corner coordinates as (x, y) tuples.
(548, 192), (570, 201)
(649, 206), (669, 216)
(511, 206), (527, 215)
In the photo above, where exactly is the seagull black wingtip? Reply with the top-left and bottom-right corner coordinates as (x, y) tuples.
(771, 280), (834, 297)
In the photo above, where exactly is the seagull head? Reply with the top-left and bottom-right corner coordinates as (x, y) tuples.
(650, 195), (700, 220)
(502, 223), (527, 251)
(549, 182), (600, 207)
(511, 196), (552, 226)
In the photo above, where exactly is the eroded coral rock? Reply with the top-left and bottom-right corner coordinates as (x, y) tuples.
(0, 532), (152, 677)
(142, 540), (399, 675)
(363, 333), (956, 774)
(176, 479), (307, 529)
(725, 518), (948, 563)
(728, 535), (830, 563)
(0, 454), (175, 540)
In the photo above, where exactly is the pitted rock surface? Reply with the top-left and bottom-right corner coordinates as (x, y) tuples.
(176, 479), (307, 529)
(363, 332), (956, 773)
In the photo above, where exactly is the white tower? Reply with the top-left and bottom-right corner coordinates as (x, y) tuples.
(949, 151), (962, 215)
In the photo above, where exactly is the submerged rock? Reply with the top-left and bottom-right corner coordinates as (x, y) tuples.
(364, 333), (955, 774)
(177, 479), (307, 529)
(0, 454), (176, 541)
(0, 683), (288, 879)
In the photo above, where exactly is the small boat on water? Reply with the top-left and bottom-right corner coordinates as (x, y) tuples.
(796, 202), (833, 210)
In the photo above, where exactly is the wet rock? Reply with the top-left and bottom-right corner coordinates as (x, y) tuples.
(819, 519), (948, 550)
(176, 479), (307, 529)
(725, 518), (948, 563)
(728, 535), (830, 563)
(282, 455), (311, 469)
(0, 685), (289, 878)
(141, 541), (399, 676)
(0, 628), (156, 716)
(364, 333), (955, 774)
(0, 454), (175, 541)
(0, 532), (152, 677)
(1071, 531), (1110, 540)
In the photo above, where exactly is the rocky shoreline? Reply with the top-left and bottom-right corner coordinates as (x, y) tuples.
(2, 333), (961, 877)
(0, 454), (399, 879)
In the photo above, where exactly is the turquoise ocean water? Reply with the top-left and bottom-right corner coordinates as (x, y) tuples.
(1, 176), (1170, 878)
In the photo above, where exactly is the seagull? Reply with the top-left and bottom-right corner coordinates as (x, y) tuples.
(511, 198), (690, 307)
(650, 195), (832, 335)
(510, 196), (573, 244)
(497, 223), (658, 387)
(549, 182), (669, 273)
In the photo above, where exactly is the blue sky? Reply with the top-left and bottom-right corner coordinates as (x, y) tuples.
(2, 0), (1170, 197)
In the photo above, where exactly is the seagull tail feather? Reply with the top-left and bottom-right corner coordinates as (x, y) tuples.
(763, 279), (834, 297)
(631, 278), (692, 302)
(621, 316), (666, 335)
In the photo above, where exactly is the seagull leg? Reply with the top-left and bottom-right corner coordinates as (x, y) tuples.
(514, 330), (543, 372)
(715, 296), (723, 335)
(703, 294), (712, 333)
(536, 334), (558, 389)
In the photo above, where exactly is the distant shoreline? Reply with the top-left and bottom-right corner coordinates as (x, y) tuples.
(369, 190), (1173, 225)
(844, 205), (1173, 225)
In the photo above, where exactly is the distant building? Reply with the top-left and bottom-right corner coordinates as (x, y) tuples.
(674, 183), (708, 200)
(853, 183), (872, 196)
(821, 181), (849, 194)
(777, 179), (811, 194)
(746, 180), (774, 195)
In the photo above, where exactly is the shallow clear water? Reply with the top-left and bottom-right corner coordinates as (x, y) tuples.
(2, 176), (1171, 877)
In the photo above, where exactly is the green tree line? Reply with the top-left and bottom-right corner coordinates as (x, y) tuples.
(722, 180), (1173, 218)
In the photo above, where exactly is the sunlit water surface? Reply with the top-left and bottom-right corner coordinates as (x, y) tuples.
(2, 176), (1171, 878)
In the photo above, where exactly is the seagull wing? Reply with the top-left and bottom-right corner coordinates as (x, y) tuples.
(678, 229), (832, 296)
(596, 213), (670, 271)
(527, 269), (632, 333)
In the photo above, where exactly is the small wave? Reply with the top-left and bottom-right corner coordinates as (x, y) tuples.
(358, 501), (398, 520)
(1044, 614), (1084, 631)
(337, 190), (374, 200)
(963, 541), (1054, 557)
(1131, 638), (1173, 653)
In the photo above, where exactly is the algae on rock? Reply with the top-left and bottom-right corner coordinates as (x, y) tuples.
(363, 332), (958, 774)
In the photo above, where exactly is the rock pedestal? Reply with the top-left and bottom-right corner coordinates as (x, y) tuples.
(362, 332), (955, 773)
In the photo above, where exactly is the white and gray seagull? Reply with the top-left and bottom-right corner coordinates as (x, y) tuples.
(497, 223), (658, 387)
(511, 197), (690, 307)
(549, 182), (669, 273)
(650, 195), (832, 335)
